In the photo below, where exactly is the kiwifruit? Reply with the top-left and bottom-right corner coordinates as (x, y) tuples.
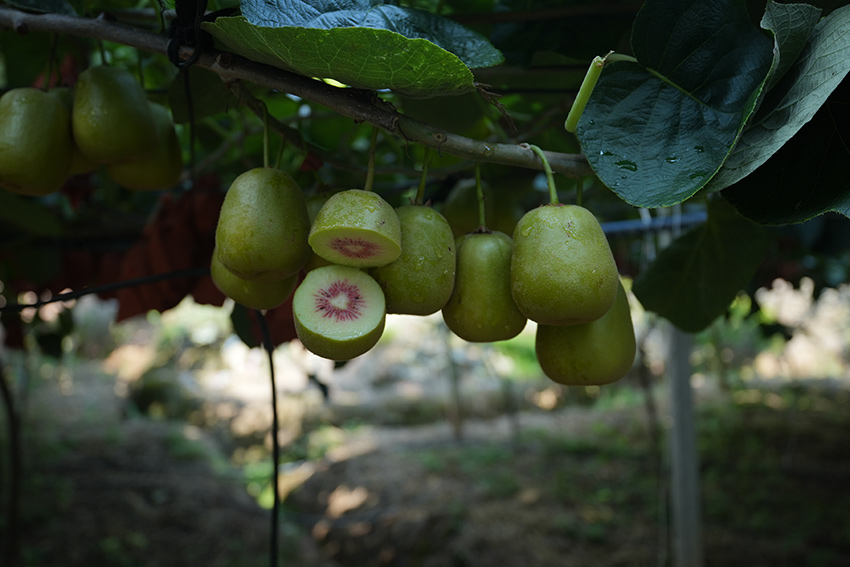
(535, 279), (636, 385)
(0, 87), (73, 195)
(215, 167), (311, 281)
(72, 65), (157, 164)
(308, 189), (402, 268)
(210, 250), (298, 310)
(511, 204), (618, 325)
(442, 230), (527, 342)
(107, 102), (183, 191)
(292, 265), (386, 360)
(370, 204), (456, 315)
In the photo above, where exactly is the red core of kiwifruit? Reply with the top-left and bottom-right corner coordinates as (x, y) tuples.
(329, 237), (381, 260)
(315, 280), (364, 322)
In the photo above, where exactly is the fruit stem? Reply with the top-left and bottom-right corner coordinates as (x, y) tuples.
(255, 311), (281, 567)
(364, 125), (379, 192)
(262, 102), (270, 169)
(42, 33), (59, 90)
(475, 162), (487, 228)
(564, 51), (613, 133)
(527, 144), (559, 205)
(414, 147), (430, 205)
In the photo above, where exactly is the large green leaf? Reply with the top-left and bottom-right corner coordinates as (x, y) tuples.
(632, 199), (769, 333)
(202, 0), (504, 98)
(708, 3), (850, 197)
(575, 0), (774, 208)
(721, 77), (850, 224)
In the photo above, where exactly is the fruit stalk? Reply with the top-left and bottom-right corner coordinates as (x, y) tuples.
(414, 147), (430, 205)
(527, 144), (559, 205)
(364, 125), (379, 192)
(474, 162), (487, 228)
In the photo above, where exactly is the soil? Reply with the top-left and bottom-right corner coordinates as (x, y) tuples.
(7, 349), (850, 567)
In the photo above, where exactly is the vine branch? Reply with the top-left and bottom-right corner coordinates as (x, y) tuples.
(0, 6), (592, 178)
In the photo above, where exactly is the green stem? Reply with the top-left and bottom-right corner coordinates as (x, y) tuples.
(575, 177), (583, 208)
(527, 144), (558, 205)
(262, 102), (270, 168)
(274, 133), (285, 170)
(475, 162), (486, 228)
(43, 33), (59, 90)
(414, 147), (430, 205)
(564, 51), (612, 133)
(364, 126), (379, 192)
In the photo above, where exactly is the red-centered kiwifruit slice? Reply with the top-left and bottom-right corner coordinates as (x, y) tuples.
(292, 265), (386, 361)
(308, 189), (401, 268)
(210, 251), (297, 311)
(441, 230), (527, 342)
(535, 279), (636, 386)
(370, 204), (456, 315)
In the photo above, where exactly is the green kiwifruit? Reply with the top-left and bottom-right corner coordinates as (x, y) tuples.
(72, 65), (157, 164)
(107, 102), (183, 190)
(511, 204), (618, 325)
(215, 167), (311, 281)
(370, 204), (456, 315)
(0, 87), (73, 196)
(442, 230), (527, 342)
(535, 279), (636, 385)
(210, 251), (298, 310)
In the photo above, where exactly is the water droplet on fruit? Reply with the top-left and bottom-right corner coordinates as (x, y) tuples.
(520, 226), (532, 237)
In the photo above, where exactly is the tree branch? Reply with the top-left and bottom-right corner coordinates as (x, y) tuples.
(0, 6), (592, 178)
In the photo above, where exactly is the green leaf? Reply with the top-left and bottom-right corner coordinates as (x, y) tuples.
(575, 0), (774, 208)
(242, 0), (503, 69)
(760, 1), (822, 92)
(721, 78), (850, 224)
(707, 4), (850, 195)
(202, 0), (503, 99)
(0, 192), (63, 237)
(632, 199), (769, 333)
(167, 67), (239, 124)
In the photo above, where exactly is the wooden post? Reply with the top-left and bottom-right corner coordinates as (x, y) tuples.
(666, 323), (703, 567)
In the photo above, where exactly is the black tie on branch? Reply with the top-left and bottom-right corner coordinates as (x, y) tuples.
(165, 0), (208, 68)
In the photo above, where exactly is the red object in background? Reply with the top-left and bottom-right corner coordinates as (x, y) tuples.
(32, 54), (80, 89)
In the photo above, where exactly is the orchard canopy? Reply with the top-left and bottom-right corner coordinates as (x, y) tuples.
(1, 0), (849, 345)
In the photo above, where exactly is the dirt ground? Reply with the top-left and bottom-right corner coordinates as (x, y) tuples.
(7, 348), (850, 567)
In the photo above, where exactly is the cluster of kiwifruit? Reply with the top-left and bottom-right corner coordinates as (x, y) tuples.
(213, 166), (636, 386)
(0, 65), (182, 196)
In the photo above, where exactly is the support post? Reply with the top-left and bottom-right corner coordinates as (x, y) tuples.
(666, 323), (703, 567)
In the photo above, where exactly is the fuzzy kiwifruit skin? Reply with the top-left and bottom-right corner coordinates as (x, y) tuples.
(442, 231), (526, 342)
(293, 265), (386, 361)
(308, 189), (402, 268)
(370, 205), (456, 315)
(535, 279), (635, 385)
(216, 167), (311, 282)
(107, 102), (183, 190)
(210, 252), (297, 310)
(0, 88), (73, 196)
(72, 65), (157, 164)
(511, 204), (618, 326)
